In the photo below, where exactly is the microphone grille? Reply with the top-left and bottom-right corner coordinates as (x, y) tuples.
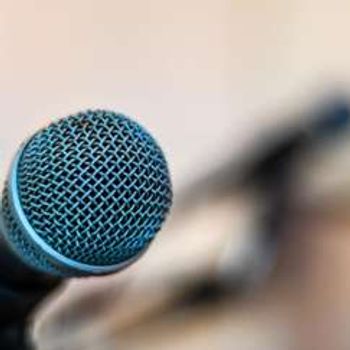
(2, 189), (63, 275)
(2, 110), (172, 275)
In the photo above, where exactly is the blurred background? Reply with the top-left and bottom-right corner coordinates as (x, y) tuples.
(2, 1), (350, 349)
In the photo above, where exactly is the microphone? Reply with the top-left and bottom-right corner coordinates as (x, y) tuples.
(0, 110), (172, 348)
(1, 109), (172, 277)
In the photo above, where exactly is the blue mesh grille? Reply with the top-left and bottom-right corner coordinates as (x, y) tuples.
(4, 110), (172, 270)
(2, 186), (67, 276)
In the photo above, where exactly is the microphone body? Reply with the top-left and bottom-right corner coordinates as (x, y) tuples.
(0, 110), (172, 348)
(0, 236), (60, 349)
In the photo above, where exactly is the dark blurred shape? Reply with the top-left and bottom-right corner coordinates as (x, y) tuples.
(312, 97), (350, 137)
(177, 95), (350, 301)
(229, 95), (350, 193)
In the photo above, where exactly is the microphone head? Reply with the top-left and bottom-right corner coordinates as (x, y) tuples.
(1, 110), (172, 277)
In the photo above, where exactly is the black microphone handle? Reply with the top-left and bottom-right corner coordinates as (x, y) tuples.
(0, 233), (61, 349)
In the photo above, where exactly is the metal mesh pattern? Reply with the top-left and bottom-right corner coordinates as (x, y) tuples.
(11, 110), (172, 267)
(2, 186), (67, 276)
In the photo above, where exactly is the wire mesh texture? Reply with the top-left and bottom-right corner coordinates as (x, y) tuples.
(2, 110), (172, 275)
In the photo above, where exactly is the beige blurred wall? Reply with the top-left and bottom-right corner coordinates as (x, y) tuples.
(0, 0), (349, 188)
